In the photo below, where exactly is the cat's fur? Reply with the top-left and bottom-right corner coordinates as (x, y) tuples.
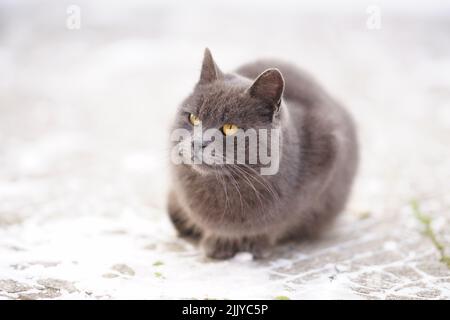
(167, 49), (358, 259)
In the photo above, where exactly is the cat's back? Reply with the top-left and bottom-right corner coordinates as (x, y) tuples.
(236, 59), (357, 160)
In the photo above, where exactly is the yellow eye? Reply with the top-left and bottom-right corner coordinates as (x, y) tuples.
(189, 114), (201, 126)
(222, 124), (239, 136)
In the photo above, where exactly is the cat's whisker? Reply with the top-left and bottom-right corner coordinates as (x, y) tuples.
(216, 151), (280, 203)
(237, 163), (281, 203)
(210, 153), (277, 219)
(228, 164), (278, 222)
(215, 168), (230, 221)
(226, 164), (265, 214)
(224, 167), (245, 217)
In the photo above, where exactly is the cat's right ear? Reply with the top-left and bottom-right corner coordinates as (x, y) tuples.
(199, 48), (223, 84)
(247, 68), (285, 108)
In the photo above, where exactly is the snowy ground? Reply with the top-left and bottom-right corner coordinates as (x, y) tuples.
(1, 0), (450, 299)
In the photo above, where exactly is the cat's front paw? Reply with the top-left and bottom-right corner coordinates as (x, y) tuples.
(202, 237), (238, 260)
(249, 245), (271, 260)
(202, 235), (271, 260)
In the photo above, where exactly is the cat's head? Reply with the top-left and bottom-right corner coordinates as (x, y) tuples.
(171, 49), (284, 176)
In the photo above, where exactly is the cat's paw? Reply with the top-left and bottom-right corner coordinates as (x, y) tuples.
(245, 237), (272, 260)
(250, 246), (271, 260)
(202, 237), (238, 260)
(201, 235), (272, 260)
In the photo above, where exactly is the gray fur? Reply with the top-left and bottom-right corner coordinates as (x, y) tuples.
(167, 49), (359, 259)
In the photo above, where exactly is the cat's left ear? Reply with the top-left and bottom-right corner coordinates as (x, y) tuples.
(248, 68), (284, 109)
(199, 48), (223, 84)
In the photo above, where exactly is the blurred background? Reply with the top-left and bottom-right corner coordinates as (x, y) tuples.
(0, 0), (449, 299)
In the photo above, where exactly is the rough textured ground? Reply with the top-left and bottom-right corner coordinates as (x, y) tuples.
(1, 0), (450, 299)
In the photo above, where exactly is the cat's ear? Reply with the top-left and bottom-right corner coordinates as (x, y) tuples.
(199, 48), (223, 84)
(248, 68), (284, 107)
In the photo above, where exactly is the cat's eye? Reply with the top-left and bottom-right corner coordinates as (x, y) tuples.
(222, 124), (239, 136)
(189, 113), (201, 126)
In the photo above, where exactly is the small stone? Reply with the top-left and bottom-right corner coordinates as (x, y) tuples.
(18, 288), (62, 300)
(384, 266), (421, 281)
(144, 243), (157, 250)
(0, 279), (32, 293)
(34, 261), (60, 267)
(416, 260), (450, 277)
(351, 272), (400, 290)
(103, 229), (127, 235)
(416, 289), (441, 299)
(358, 211), (371, 220)
(163, 242), (187, 252)
(37, 278), (78, 293)
(111, 264), (135, 276)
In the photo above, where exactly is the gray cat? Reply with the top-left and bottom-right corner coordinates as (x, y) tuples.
(167, 49), (358, 259)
